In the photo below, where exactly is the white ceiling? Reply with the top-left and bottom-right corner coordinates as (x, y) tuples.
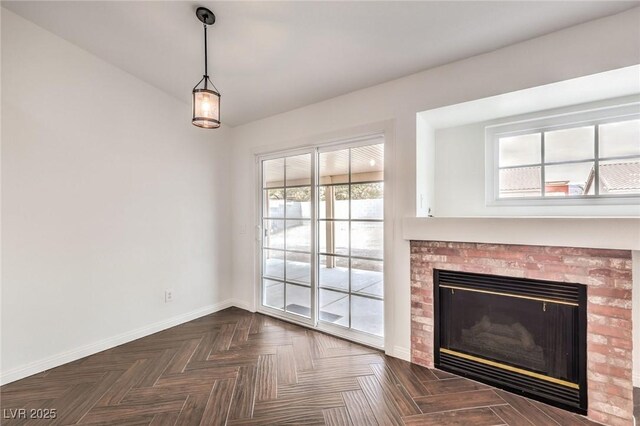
(3, 1), (638, 127)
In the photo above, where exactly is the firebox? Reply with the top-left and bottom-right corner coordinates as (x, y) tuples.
(434, 269), (587, 414)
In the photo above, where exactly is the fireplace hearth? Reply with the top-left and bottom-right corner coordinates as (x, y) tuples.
(434, 269), (587, 414)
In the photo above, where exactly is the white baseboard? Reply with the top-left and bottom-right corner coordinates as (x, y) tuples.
(634, 373), (640, 388)
(0, 299), (238, 386)
(390, 346), (411, 361)
(228, 298), (255, 313)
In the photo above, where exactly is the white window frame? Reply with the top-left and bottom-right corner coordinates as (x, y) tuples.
(485, 102), (640, 207)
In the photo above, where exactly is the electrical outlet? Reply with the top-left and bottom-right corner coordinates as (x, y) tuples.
(165, 289), (174, 303)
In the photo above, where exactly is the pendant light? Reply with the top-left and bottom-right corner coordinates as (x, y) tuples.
(192, 7), (220, 129)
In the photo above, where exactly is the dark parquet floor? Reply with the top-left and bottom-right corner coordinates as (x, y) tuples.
(1, 307), (602, 425)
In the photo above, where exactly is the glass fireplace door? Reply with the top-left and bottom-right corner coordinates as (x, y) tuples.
(434, 269), (587, 414)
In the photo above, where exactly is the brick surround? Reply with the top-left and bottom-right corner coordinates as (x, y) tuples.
(410, 241), (633, 426)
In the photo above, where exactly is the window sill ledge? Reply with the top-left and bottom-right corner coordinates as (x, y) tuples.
(402, 217), (640, 250)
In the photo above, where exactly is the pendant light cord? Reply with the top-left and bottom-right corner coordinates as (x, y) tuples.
(203, 23), (208, 88)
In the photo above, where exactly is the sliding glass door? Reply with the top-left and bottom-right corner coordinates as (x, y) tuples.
(259, 138), (384, 345)
(317, 143), (384, 338)
(261, 151), (315, 324)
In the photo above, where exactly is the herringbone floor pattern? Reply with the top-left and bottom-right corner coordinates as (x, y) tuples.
(2, 307), (600, 425)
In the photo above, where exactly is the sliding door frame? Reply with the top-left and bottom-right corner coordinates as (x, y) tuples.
(254, 128), (392, 351)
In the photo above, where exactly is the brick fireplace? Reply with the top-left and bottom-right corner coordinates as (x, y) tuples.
(410, 241), (633, 426)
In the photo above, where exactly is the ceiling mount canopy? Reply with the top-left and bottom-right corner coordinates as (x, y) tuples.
(196, 7), (215, 25)
(192, 6), (220, 129)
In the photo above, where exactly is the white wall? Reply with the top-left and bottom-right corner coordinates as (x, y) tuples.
(230, 8), (640, 358)
(1, 10), (232, 383)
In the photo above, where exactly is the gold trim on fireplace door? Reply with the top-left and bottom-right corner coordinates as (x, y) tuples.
(440, 348), (580, 389)
(439, 284), (579, 307)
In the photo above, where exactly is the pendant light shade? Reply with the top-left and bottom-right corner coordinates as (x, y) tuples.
(192, 7), (220, 129)
(192, 77), (220, 129)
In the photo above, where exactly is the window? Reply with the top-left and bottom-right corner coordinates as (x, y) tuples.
(491, 109), (640, 201)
